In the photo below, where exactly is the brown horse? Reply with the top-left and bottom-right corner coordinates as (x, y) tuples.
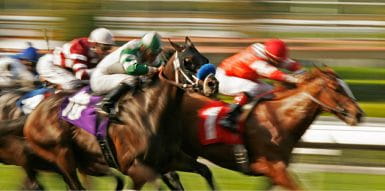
(0, 88), (54, 190)
(23, 37), (212, 190)
(0, 116), (62, 190)
(130, 66), (363, 190)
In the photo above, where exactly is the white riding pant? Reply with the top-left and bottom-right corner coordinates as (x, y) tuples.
(215, 68), (273, 96)
(90, 69), (137, 95)
(36, 54), (78, 90)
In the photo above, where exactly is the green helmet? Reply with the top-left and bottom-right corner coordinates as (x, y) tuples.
(141, 32), (162, 53)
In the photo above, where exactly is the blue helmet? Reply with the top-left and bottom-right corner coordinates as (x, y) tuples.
(12, 46), (40, 63)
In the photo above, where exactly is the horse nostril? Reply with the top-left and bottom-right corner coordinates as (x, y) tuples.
(356, 112), (363, 123)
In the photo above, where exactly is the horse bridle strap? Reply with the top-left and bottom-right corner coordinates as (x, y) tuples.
(302, 92), (345, 114)
(173, 52), (198, 86)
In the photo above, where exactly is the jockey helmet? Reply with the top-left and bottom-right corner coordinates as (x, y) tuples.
(12, 46), (40, 63)
(264, 39), (288, 61)
(89, 28), (115, 45)
(141, 32), (162, 54)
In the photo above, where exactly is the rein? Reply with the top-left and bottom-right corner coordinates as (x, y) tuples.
(158, 68), (193, 89)
(302, 91), (346, 114)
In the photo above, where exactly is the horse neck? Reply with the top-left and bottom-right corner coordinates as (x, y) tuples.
(255, 81), (324, 145)
(118, 54), (183, 134)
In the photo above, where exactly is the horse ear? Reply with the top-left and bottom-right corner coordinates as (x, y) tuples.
(168, 38), (184, 52)
(312, 63), (322, 73)
(185, 36), (194, 47)
(323, 64), (335, 73)
(311, 63), (323, 76)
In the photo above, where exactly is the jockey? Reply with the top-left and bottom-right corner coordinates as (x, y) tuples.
(216, 39), (303, 130)
(0, 45), (39, 88)
(36, 28), (114, 90)
(90, 31), (163, 117)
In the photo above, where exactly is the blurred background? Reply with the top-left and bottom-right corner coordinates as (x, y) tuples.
(1, 0), (385, 190)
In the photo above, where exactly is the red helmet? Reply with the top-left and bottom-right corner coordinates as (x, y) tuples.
(264, 39), (288, 61)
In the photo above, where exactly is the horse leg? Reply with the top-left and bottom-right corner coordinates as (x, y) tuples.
(56, 148), (85, 190)
(167, 152), (216, 191)
(250, 157), (299, 191)
(161, 171), (184, 191)
(22, 167), (44, 190)
(127, 160), (159, 190)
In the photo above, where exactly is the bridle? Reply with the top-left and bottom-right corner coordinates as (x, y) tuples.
(302, 92), (347, 115)
(301, 76), (353, 116)
(173, 51), (201, 87)
(159, 51), (211, 92)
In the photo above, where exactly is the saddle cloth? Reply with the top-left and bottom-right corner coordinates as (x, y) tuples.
(198, 101), (244, 145)
(60, 86), (109, 138)
(16, 87), (54, 114)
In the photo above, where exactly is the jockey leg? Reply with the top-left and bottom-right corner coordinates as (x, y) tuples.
(98, 83), (133, 118)
(219, 92), (250, 132)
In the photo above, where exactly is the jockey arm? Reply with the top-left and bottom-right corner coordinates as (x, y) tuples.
(249, 60), (300, 84)
(280, 58), (302, 72)
(118, 48), (158, 75)
(69, 45), (91, 80)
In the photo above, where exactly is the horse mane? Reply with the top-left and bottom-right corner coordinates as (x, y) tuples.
(0, 115), (26, 136)
(160, 48), (176, 63)
(116, 50), (180, 134)
(268, 68), (325, 101)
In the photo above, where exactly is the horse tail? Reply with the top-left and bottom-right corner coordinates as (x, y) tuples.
(0, 115), (27, 136)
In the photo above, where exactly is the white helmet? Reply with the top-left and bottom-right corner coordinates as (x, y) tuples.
(89, 28), (114, 45)
(141, 31), (162, 53)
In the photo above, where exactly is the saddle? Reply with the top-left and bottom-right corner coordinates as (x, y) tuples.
(60, 86), (119, 168)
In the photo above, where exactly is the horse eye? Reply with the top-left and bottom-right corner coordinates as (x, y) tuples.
(184, 57), (191, 63)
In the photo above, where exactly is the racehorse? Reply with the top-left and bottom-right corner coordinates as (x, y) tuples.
(0, 86), (54, 190)
(0, 116), (61, 190)
(127, 66), (363, 190)
(23, 37), (213, 190)
(0, 83), (101, 190)
(170, 66), (363, 190)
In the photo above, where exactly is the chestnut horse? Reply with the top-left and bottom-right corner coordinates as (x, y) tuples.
(130, 67), (363, 190)
(176, 67), (363, 190)
(23, 37), (213, 190)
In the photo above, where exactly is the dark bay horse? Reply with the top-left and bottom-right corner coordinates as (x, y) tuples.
(0, 87), (55, 190)
(0, 116), (61, 190)
(129, 67), (363, 190)
(23, 37), (212, 190)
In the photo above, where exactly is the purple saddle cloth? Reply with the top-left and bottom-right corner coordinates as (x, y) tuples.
(60, 86), (109, 138)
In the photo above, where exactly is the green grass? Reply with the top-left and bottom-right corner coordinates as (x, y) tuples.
(0, 164), (384, 190)
(332, 67), (385, 80)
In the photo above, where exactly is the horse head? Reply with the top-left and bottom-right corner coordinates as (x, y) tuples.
(161, 37), (217, 96)
(298, 66), (364, 125)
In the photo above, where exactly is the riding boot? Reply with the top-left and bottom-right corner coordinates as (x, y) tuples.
(219, 92), (250, 132)
(98, 83), (132, 119)
(219, 104), (242, 132)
